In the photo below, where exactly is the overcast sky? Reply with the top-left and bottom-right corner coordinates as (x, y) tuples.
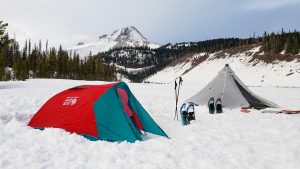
(1, 0), (300, 49)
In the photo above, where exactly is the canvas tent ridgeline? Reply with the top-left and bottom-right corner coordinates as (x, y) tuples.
(28, 82), (168, 142)
(186, 64), (279, 109)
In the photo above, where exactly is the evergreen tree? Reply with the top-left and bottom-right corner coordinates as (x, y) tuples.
(45, 39), (49, 55)
(57, 45), (64, 78)
(274, 35), (284, 54)
(285, 35), (293, 54)
(0, 21), (9, 80)
(73, 55), (80, 79)
(291, 36), (299, 55)
(28, 39), (31, 55)
(37, 54), (48, 78)
(48, 47), (57, 78)
(0, 52), (5, 80)
(14, 56), (29, 81)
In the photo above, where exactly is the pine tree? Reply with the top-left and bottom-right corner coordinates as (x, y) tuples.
(262, 32), (268, 52)
(67, 56), (73, 79)
(48, 47), (57, 78)
(73, 55), (80, 79)
(14, 56), (29, 81)
(285, 35), (293, 54)
(57, 45), (64, 78)
(84, 55), (93, 80)
(29, 44), (38, 77)
(28, 39), (31, 55)
(37, 54), (48, 78)
(23, 39), (28, 58)
(0, 21), (9, 80)
(274, 35), (284, 54)
(20, 57), (28, 81)
(297, 34), (300, 54)
(0, 52), (5, 80)
(12, 61), (17, 80)
(5, 69), (11, 81)
(45, 39), (49, 55)
(291, 36), (298, 55)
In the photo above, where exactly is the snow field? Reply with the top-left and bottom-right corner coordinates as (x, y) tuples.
(146, 46), (300, 87)
(0, 79), (300, 169)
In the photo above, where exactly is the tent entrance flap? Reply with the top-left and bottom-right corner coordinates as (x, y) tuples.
(117, 88), (144, 131)
(117, 88), (134, 117)
(233, 78), (268, 109)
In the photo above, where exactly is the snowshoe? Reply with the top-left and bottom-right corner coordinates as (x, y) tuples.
(208, 97), (215, 114)
(215, 98), (223, 113)
(188, 112), (195, 121)
(180, 103), (189, 125)
(187, 103), (195, 121)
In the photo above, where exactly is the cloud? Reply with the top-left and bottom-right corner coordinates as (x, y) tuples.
(1, 0), (299, 49)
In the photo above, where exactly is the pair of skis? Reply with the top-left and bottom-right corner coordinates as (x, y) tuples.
(174, 77), (183, 120)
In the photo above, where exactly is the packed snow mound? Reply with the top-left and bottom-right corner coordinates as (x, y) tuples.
(69, 26), (160, 58)
(0, 79), (300, 169)
(145, 46), (300, 87)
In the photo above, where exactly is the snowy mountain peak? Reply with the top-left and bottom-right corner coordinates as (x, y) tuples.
(109, 26), (150, 48)
(117, 26), (147, 40)
(70, 26), (160, 57)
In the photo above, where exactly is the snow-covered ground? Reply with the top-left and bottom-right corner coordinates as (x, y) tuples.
(146, 46), (300, 87)
(0, 79), (300, 169)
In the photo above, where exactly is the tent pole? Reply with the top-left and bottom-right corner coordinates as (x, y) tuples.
(221, 66), (228, 99)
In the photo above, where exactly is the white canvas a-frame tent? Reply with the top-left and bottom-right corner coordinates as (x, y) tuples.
(186, 64), (279, 109)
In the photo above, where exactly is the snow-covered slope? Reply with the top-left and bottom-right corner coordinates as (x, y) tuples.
(146, 46), (300, 87)
(0, 79), (300, 169)
(69, 26), (160, 57)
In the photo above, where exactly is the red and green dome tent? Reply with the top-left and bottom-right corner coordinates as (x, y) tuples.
(28, 82), (168, 142)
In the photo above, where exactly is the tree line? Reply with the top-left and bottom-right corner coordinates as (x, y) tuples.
(261, 29), (300, 55)
(0, 21), (116, 81)
(2, 19), (299, 82)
